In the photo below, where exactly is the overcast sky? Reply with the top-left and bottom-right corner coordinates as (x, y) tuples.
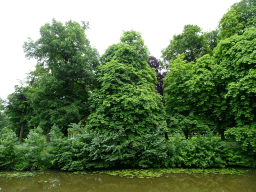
(0, 0), (240, 103)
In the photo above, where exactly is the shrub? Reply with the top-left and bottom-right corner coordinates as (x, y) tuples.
(224, 123), (256, 167)
(47, 123), (91, 171)
(223, 144), (255, 167)
(47, 122), (168, 171)
(0, 127), (18, 170)
(14, 126), (48, 171)
(82, 127), (167, 169)
(164, 131), (228, 168)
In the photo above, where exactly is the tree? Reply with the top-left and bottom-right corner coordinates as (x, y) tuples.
(20, 63), (56, 142)
(4, 85), (35, 144)
(147, 56), (167, 139)
(218, 0), (256, 40)
(161, 24), (207, 73)
(147, 56), (164, 97)
(183, 54), (236, 140)
(202, 29), (220, 56)
(84, 30), (168, 168)
(101, 47), (165, 100)
(100, 43), (120, 65)
(163, 55), (213, 139)
(23, 18), (100, 136)
(180, 28), (256, 141)
(100, 39), (168, 139)
(214, 28), (256, 126)
(24, 63), (53, 89)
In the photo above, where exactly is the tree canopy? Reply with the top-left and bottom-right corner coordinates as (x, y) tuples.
(218, 0), (256, 40)
(161, 24), (207, 72)
(214, 28), (256, 125)
(22, 18), (100, 136)
(163, 55), (215, 139)
(4, 85), (35, 143)
(84, 30), (168, 168)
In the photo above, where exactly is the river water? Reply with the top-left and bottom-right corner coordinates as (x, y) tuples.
(0, 168), (255, 192)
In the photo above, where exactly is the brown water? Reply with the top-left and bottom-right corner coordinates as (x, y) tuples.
(0, 168), (256, 192)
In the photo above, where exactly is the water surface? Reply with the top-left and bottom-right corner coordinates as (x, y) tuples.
(0, 168), (255, 192)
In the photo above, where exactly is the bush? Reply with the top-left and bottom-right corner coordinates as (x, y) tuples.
(46, 122), (168, 171)
(223, 144), (255, 167)
(224, 123), (256, 167)
(82, 127), (167, 169)
(163, 131), (228, 168)
(0, 127), (18, 170)
(14, 126), (48, 171)
(47, 123), (91, 171)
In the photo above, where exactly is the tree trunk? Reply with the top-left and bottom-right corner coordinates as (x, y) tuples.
(164, 132), (169, 140)
(46, 132), (50, 143)
(220, 128), (225, 141)
(19, 124), (24, 144)
(197, 130), (200, 137)
(217, 120), (225, 141)
(184, 129), (189, 139)
(189, 130), (193, 140)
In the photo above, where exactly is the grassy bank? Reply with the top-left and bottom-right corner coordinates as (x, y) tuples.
(0, 166), (252, 179)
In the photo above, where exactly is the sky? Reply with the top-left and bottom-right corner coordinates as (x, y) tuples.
(0, 0), (240, 103)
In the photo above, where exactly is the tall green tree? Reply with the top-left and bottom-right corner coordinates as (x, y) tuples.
(101, 42), (168, 139)
(4, 85), (35, 144)
(218, 0), (256, 40)
(215, 28), (256, 160)
(21, 64), (55, 142)
(177, 28), (256, 141)
(214, 28), (256, 126)
(183, 54), (236, 140)
(23, 18), (100, 136)
(161, 24), (207, 73)
(163, 55), (213, 139)
(84, 30), (168, 168)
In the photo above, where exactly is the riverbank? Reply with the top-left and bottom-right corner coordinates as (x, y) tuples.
(1, 133), (255, 173)
(0, 166), (253, 179)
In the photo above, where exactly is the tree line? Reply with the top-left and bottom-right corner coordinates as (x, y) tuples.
(0, 0), (256, 153)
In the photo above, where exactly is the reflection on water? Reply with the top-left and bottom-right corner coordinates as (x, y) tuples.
(0, 169), (255, 192)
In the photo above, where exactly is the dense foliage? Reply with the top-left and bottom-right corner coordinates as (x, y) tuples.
(0, 127), (17, 170)
(14, 126), (48, 171)
(163, 55), (215, 139)
(1, 124), (255, 171)
(1, 0), (255, 172)
(84, 30), (168, 168)
(161, 25), (205, 63)
(214, 28), (256, 125)
(214, 29), (256, 155)
(147, 56), (165, 98)
(22, 18), (100, 136)
(4, 85), (34, 143)
(218, 0), (256, 40)
(162, 132), (228, 168)
(161, 24), (215, 74)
